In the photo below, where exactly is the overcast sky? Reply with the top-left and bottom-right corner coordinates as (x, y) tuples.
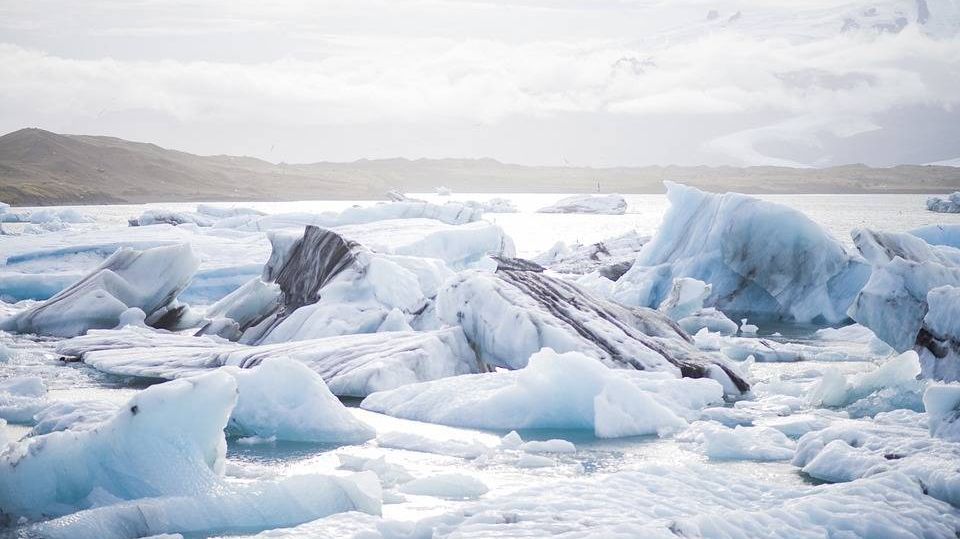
(1, 0), (959, 167)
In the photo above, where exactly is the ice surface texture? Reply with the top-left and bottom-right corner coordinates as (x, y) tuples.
(613, 182), (870, 324)
(0, 243), (199, 337)
(437, 259), (748, 393)
(59, 326), (480, 397)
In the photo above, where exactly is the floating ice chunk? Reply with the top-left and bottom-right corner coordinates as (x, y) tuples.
(594, 377), (687, 438)
(237, 435), (276, 445)
(613, 182), (869, 324)
(28, 208), (94, 224)
(28, 472), (381, 539)
(224, 357), (375, 443)
(926, 191), (960, 213)
(457, 197), (518, 213)
(337, 454), (414, 488)
(0, 371), (236, 519)
(375, 431), (492, 459)
(811, 351), (924, 411)
(739, 319), (758, 335)
(924, 384), (960, 441)
(677, 308), (738, 336)
(0, 376), (47, 423)
(0, 341), (9, 362)
(698, 407), (755, 427)
(519, 439), (576, 454)
(0, 243), (200, 337)
(61, 326), (479, 397)
(399, 473), (488, 499)
(362, 348), (724, 438)
(910, 223), (960, 248)
(537, 194), (627, 215)
(129, 209), (216, 227)
(679, 421), (796, 461)
(533, 230), (648, 276)
(219, 200), (482, 231)
(436, 262), (748, 394)
(515, 453), (555, 468)
(801, 439), (887, 483)
(658, 278), (710, 320)
(758, 413), (834, 438)
(699, 331), (874, 363)
(499, 430), (523, 449)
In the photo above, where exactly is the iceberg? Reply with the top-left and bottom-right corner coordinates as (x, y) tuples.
(537, 194), (627, 215)
(224, 357), (375, 443)
(0, 371), (236, 519)
(926, 191), (960, 213)
(657, 277), (739, 335)
(613, 183), (870, 324)
(59, 326), (480, 397)
(533, 230), (648, 277)
(398, 473), (488, 499)
(436, 259), (748, 393)
(361, 348), (724, 438)
(0, 243), (200, 337)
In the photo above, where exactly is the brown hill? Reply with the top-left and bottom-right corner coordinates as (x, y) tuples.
(1, 128), (958, 206)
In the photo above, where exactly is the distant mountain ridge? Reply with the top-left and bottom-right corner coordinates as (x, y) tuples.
(0, 128), (958, 206)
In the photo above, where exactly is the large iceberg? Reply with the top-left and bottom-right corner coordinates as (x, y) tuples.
(361, 348), (723, 437)
(218, 200), (483, 231)
(926, 192), (960, 213)
(0, 243), (199, 337)
(612, 183), (870, 324)
(437, 258), (747, 393)
(536, 193), (627, 214)
(911, 224), (960, 249)
(59, 326), (480, 397)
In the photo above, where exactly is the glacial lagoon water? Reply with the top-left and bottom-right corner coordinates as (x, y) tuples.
(1, 192), (958, 537)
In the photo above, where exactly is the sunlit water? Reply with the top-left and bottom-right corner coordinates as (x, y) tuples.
(1, 192), (956, 536)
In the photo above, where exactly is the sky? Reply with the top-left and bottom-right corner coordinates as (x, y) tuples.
(1, 0), (959, 167)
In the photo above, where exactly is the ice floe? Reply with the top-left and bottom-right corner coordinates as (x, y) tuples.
(362, 348), (723, 438)
(537, 193), (627, 214)
(926, 191), (960, 213)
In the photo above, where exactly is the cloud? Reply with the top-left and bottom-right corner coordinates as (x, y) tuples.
(0, 0), (958, 165)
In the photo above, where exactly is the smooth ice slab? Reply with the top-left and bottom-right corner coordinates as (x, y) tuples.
(59, 326), (480, 397)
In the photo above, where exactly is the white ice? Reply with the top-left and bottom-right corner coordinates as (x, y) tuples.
(536, 194), (627, 215)
(362, 348), (722, 438)
(613, 182), (870, 324)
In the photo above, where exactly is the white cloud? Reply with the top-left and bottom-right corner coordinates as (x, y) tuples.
(0, 0), (958, 165)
